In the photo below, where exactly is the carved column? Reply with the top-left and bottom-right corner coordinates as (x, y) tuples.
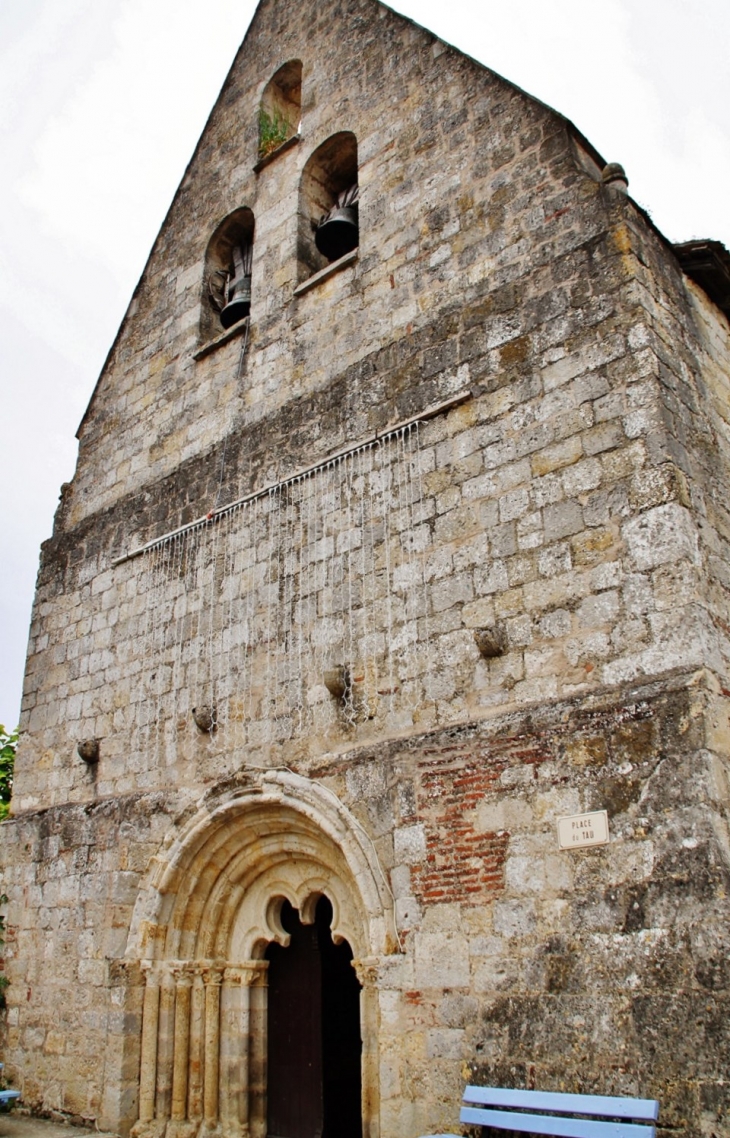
(156, 966), (176, 1122)
(139, 965), (161, 1124)
(203, 964), (224, 1127)
(247, 963), (269, 1138)
(170, 966), (193, 1122)
(220, 963), (266, 1137)
(187, 967), (205, 1122)
(137, 957), (272, 1138)
(353, 957), (382, 1138)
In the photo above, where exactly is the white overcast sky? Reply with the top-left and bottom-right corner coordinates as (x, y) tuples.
(1, 0), (729, 729)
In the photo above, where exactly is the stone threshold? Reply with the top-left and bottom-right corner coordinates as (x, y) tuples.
(253, 133), (300, 173)
(193, 317), (249, 361)
(193, 250), (356, 359)
(293, 249), (358, 297)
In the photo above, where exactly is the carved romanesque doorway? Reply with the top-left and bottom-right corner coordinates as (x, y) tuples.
(128, 775), (392, 1138)
(266, 897), (362, 1138)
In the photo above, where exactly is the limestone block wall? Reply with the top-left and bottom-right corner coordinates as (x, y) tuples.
(14, 320), (715, 811)
(3, 672), (730, 1136)
(62, 0), (618, 531)
(619, 211), (730, 686)
(4, 0), (730, 1135)
(0, 794), (174, 1123)
(17, 0), (730, 812)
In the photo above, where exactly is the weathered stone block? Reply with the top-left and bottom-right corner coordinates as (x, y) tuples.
(623, 502), (700, 571)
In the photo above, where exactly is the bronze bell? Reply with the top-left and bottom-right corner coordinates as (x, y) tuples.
(220, 277), (251, 328)
(220, 244), (252, 328)
(315, 205), (359, 262)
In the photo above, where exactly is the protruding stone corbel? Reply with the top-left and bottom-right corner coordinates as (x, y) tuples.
(474, 624), (507, 659)
(601, 162), (629, 193)
(192, 705), (216, 733)
(77, 737), (100, 763)
(324, 666), (349, 701)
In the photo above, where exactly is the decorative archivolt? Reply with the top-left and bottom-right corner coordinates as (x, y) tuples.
(128, 769), (397, 964)
(128, 771), (389, 1138)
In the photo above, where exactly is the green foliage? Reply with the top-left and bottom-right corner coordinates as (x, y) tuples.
(0, 734), (18, 1014)
(258, 107), (291, 159)
(0, 726), (16, 822)
(0, 732), (17, 1011)
(0, 892), (8, 1011)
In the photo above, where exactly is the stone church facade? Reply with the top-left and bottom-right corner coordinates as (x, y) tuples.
(2, 1), (730, 1136)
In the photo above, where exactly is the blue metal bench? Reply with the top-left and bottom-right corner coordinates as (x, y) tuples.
(0, 1090), (20, 1106)
(425, 1085), (660, 1138)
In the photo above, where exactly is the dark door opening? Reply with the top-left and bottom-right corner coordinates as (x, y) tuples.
(266, 896), (362, 1138)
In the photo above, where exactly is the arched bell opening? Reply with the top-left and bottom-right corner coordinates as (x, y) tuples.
(259, 60), (302, 160)
(200, 207), (255, 341)
(266, 896), (362, 1138)
(298, 132), (359, 282)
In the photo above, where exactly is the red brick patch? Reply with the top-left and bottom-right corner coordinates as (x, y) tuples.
(412, 750), (511, 907)
(410, 736), (551, 905)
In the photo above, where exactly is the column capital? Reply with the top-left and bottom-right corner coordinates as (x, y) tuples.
(351, 956), (380, 987)
(223, 962), (267, 987)
(170, 964), (194, 987)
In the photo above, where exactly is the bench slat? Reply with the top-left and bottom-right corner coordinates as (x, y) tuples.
(461, 1106), (655, 1138)
(464, 1087), (659, 1122)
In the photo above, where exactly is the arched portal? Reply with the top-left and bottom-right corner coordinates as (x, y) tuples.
(128, 772), (394, 1138)
(266, 898), (362, 1138)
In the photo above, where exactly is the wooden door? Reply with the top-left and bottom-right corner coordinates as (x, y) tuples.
(266, 902), (323, 1138)
(319, 899), (362, 1138)
(265, 897), (362, 1138)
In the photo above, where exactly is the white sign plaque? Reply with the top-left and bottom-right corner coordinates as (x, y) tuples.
(557, 810), (609, 850)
